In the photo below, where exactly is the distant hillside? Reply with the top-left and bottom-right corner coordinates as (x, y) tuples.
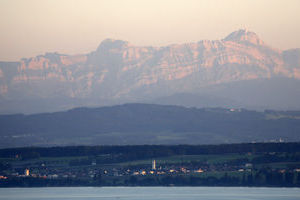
(150, 78), (300, 110)
(0, 104), (300, 148)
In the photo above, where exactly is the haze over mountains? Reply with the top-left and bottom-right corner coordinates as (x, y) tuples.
(0, 29), (300, 114)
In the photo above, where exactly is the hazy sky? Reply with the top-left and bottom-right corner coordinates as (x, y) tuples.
(1, 0), (300, 61)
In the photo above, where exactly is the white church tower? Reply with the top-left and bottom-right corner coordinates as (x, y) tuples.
(152, 160), (156, 170)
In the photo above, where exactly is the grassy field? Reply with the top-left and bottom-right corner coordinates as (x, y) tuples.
(116, 153), (257, 167)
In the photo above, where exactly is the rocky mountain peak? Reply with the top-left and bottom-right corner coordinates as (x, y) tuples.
(223, 29), (264, 45)
(96, 39), (129, 52)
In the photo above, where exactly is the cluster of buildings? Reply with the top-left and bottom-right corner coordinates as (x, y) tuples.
(5, 160), (207, 179)
(3, 158), (299, 182)
(128, 160), (205, 176)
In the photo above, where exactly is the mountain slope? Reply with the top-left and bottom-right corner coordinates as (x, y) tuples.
(150, 78), (300, 110)
(0, 30), (299, 113)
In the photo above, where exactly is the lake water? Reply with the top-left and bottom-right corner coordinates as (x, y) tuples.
(0, 187), (300, 200)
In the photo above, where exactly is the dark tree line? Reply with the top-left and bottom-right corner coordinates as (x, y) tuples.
(1, 143), (300, 160)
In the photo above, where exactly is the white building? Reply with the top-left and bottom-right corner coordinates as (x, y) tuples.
(152, 160), (156, 170)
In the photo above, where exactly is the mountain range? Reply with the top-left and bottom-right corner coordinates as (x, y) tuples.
(0, 29), (300, 114)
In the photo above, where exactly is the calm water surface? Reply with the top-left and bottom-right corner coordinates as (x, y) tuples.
(0, 187), (300, 200)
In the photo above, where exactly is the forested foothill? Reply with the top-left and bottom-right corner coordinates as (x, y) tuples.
(1, 104), (300, 147)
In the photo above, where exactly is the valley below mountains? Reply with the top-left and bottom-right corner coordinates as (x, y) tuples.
(0, 29), (300, 114)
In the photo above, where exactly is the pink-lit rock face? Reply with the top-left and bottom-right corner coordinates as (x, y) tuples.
(86, 72), (94, 89)
(244, 73), (259, 80)
(60, 55), (87, 66)
(13, 75), (46, 82)
(26, 57), (49, 70)
(137, 75), (158, 86)
(274, 65), (292, 77)
(122, 47), (142, 61)
(0, 85), (7, 95)
(0, 29), (299, 102)
(47, 73), (59, 79)
(224, 29), (264, 45)
(294, 69), (300, 79)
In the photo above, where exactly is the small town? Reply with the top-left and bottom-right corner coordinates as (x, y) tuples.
(1, 144), (300, 187)
(2, 159), (255, 180)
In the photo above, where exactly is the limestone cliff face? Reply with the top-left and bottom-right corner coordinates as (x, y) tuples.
(0, 30), (299, 107)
